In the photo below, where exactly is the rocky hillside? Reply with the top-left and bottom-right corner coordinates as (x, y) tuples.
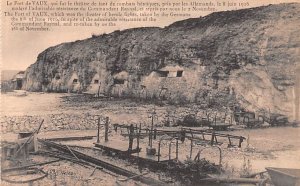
(23, 3), (300, 120)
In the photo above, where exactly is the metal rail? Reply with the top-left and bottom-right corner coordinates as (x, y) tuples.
(39, 139), (166, 186)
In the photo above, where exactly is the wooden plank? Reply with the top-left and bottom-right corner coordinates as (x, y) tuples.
(47, 136), (96, 141)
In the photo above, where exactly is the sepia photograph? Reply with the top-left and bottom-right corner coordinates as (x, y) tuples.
(1, 0), (300, 185)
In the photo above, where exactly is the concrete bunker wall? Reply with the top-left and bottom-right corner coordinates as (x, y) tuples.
(49, 73), (67, 92)
(87, 74), (101, 94)
(140, 65), (207, 102)
(111, 71), (129, 97)
(67, 73), (81, 93)
(11, 72), (25, 90)
(86, 68), (112, 95)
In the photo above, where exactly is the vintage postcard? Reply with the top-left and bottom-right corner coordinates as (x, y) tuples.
(1, 0), (300, 185)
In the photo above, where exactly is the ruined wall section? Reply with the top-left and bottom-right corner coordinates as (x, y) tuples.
(140, 65), (206, 103)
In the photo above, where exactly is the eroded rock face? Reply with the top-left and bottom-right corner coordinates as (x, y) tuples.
(23, 3), (300, 120)
(229, 65), (297, 119)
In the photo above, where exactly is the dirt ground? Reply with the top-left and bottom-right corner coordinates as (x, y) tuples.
(1, 92), (299, 185)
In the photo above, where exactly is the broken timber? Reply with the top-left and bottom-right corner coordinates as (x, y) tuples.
(44, 136), (96, 141)
(39, 139), (166, 186)
(13, 119), (44, 158)
(36, 150), (93, 168)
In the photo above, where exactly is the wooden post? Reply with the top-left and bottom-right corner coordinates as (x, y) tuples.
(150, 116), (154, 148)
(153, 129), (157, 140)
(190, 128), (194, 138)
(214, 114), (217, 125)
(136, 135), (140, 152)
(196, 152), (200, 161)
(97, 117), (100, 143)
(176, 139), (178, 160)
(114, 124), (118, 133)
(105, 117), (109, 142)
(180, 129), (186, 142)
(211, 132), (215, 146)
(33, 133), (38, 152)
(148, 129), (151, 147)
(169, 142), (172, 160)
(190, 139), (193, 159)
(239, 137), (243, 148)
(128, 124), (134, 153)
(137, 123), (141, 150)
(158, 142), (161, 162)
(207, 113), (210, 123)
(97, 83), (101, 97)
(24, 143), (29, 160)
(149, 109), (156, 148)
(228, 136), (232, 147)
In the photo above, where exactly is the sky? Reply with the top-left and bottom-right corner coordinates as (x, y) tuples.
(1, 0), (299, 71)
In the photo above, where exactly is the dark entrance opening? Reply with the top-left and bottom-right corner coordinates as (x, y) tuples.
(114, 79), (125, 84)
(94, 79), (99, 84)
(176, 71), (183, 77)
(16, 79), (22, 90)
(157, 71), (169, 77)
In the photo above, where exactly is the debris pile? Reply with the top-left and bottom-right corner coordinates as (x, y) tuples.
(165, 159), (221, 184)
